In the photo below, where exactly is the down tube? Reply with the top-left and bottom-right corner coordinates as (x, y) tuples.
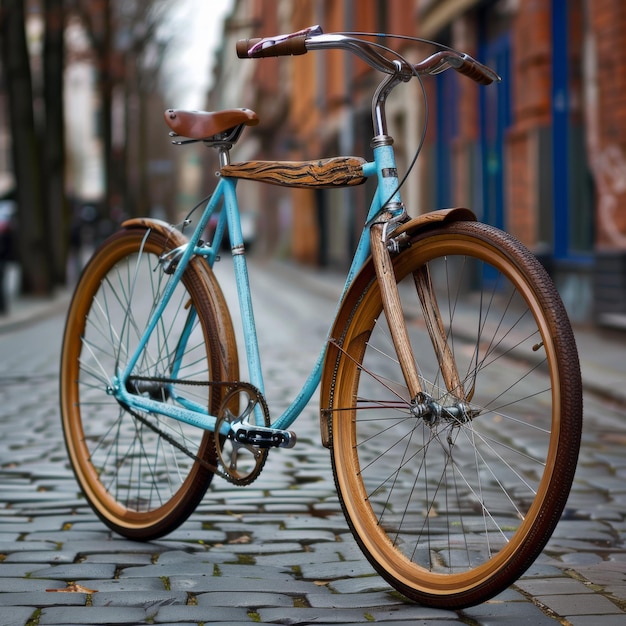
(270, 184), (381, 432)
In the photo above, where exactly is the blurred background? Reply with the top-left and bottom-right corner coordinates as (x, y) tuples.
(0, 0), (623, 329)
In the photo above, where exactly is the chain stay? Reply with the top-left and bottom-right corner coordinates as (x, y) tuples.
(121, 374), (250, 481)
(121, 376), (295, 482)
(121, 400), (225, 476)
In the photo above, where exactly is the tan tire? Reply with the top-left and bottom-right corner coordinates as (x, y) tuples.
(326, 221), (582, 608)
(60, 226), (238, 540)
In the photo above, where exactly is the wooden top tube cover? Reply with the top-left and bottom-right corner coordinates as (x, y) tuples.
(221, 157), (368, 189)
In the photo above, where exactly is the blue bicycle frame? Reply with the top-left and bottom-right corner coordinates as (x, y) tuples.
(113, 140), (404, 439)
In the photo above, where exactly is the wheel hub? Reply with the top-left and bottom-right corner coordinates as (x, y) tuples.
(410, 392), (478, 426)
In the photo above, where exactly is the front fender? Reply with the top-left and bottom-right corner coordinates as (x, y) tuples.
(392, 207), (476, 239)
(319, 207), (476, 448)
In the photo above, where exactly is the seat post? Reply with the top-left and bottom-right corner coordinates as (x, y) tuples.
(217, 145), (231, 168)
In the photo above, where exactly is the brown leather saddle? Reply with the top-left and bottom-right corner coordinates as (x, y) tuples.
(164, 108), (259, 140)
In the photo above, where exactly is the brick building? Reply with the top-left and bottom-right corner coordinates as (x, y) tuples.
(210, 0), (626, 326)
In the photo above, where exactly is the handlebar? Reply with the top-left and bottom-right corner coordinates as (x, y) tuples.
(236, 25), (500, 86)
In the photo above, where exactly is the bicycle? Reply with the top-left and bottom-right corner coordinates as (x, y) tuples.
(60, 26), (583, 608)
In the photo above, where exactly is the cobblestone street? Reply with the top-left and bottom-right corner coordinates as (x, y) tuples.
(0, 258), (625, 625)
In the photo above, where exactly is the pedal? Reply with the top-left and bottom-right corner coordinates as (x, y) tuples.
(230, 424), (297, 449)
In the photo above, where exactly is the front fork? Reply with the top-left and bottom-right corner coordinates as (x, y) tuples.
(369, 220), (470, 419)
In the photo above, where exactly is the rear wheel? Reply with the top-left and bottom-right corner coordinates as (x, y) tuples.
(326, 221), (582, 608)
(60, 226), (238, 540)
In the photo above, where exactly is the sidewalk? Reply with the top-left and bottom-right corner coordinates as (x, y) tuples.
(1, 260), (624, 407)
(570, 320), (626, 406)
(0, 287), (72, 335)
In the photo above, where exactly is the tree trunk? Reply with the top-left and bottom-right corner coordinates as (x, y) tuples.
(43, 0), (68, 286)
(95, 0), (114, 227)
(1, 0), (51, 295)
(73, 0), (114, 227)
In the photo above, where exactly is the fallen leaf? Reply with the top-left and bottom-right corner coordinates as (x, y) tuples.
(46, 583), (97, 594)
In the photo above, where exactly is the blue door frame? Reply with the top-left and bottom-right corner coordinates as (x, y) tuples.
(479, 32), (512, 231)
(551, 0), (571, 261)
(435, 70), (459, 209)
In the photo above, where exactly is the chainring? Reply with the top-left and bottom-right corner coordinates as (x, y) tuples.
(214, 384), (271, 486)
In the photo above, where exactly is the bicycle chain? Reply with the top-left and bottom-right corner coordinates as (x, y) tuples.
(120, 376), (268, 482)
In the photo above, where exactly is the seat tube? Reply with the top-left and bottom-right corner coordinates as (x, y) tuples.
(221, 178), (265, 395)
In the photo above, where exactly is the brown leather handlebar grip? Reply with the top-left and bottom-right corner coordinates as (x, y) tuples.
(236, 35), (308, 59)
(236, 38), (262, 58)
(456, 55), (497, 85)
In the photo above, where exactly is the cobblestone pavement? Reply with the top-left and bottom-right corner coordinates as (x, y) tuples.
(0, 258), (624, 625)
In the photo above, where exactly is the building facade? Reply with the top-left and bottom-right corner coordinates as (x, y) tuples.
(211, 0), (626, 326)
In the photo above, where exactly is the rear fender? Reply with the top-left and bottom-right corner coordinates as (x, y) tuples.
(121, 217), (188, 249)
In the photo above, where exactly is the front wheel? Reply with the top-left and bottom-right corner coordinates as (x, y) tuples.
(325, 221), (582, 608)
(60, 225), (238, 540)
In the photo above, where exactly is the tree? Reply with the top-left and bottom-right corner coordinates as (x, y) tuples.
(43, 0), (68, 286)
(0, 0), (173, 295)
(70, 0), (172, 223)
(70, 0), (114, 220)
(0, 0), (51, 294)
